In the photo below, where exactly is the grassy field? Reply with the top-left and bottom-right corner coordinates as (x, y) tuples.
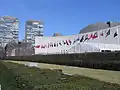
(0, 61), (120, 90)
(7, 60), (120, 85)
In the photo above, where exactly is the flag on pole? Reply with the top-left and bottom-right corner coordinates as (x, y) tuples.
(63, 40), (69, 45)
(63, 40), (66, 45)
(65, 40), (69, 45)
(88, 33), (93, 40)
(68, 40), (72, 45)
(59, 42), (62, 46)
(41, 45), (46, 48)
(35, 45), (40, 48)
(84, 34), (88, 41)
(54, 43), (57, 47)
(80, 35), (84, 42)
(92, 32), (98, 39)
(100, 31), (103, 36)
(114, 31), (118, 37)
(49, 43), (53, 47)
(73, 37), (80, 44)
(106, 29), (110, 37)
(106, 21), (111, 27)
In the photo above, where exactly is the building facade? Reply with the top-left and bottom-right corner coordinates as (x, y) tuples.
(0, 16), (19, 47)
(5, 41), (35, 56)
(25, 20), (44, 44)
(35, 25), (120, 55)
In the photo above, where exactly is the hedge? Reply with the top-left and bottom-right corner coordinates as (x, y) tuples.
(5, 52), (120, 71)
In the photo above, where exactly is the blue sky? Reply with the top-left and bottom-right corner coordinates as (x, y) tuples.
(0, 0), (120, 40)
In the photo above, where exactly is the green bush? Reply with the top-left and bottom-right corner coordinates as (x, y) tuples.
(6, 52), (120, 71)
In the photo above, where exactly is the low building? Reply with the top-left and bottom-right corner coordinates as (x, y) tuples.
(35, 22), (120, 55)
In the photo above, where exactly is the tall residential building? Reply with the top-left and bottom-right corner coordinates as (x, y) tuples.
(0, 16), (19, 47)
(25, 20), (44, 44)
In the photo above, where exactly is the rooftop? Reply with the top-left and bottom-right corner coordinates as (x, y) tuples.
(79, 21), (120, 34)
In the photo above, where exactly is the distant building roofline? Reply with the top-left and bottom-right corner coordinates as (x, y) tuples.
(0, 16), (18, 20)
(26, 20), (44, 24)
(79, 21), (120, 34)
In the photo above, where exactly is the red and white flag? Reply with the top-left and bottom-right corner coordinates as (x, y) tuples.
(88, 34), (93, 40)
(35, 45), (40, 48)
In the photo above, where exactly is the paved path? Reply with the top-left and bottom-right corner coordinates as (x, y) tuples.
(4, 60), (120, 85)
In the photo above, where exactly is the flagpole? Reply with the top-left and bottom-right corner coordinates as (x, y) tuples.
(117, 21), (119, 44)
(117, 26), (119, 44)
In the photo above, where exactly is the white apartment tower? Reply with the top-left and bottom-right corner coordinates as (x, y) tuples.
(25, 20), (43, 44)
(0, 16), (19, 47)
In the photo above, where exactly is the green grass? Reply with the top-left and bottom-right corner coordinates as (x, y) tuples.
(0, 61), (33, 90)
(8, 60), (120, 84)
(1, 61), (120, 90)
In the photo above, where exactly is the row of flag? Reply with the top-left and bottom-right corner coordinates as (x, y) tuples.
(101, 29), (118, 37)
(35, 40), (72, 48)
(78, 29), (118, 42)
(35, 29), (118, 48)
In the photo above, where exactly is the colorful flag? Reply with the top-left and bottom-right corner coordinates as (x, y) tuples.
(84, 34), (88, 41)
(68, 40), (72, 45)
(63, 40), (69, 45)
(106, 21), (111, 27)
(106, 29), (110, 37)
(100, 32), (103, 36)
(41, 45), (46, 48)
(66, 40), (69, 45)
(92, 32), (98, 39)
(63, 40), (66, 45)
(54, 43), (57, 47)
(114, 31), (118, 37)
(88, 34), (93, 40)
(49, 43), (53, 47)
(73, 37), (80, 44)
(35, 45), (40, 48)
(80, 35), (84, 42)
(59, 42), (62, 46)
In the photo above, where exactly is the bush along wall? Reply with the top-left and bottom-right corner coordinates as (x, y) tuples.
(6, 52), (120, 71)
